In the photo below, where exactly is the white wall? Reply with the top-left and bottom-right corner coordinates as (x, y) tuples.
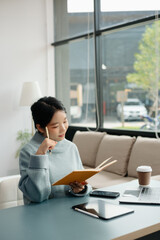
(0, 0), (54, 176)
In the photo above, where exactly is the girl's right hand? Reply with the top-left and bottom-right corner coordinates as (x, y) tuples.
(36, 138), (57, 155)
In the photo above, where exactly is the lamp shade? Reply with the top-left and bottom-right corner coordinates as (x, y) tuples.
(19, 81), (42, 106)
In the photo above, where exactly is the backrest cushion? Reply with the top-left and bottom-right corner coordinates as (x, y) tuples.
(95, 134), (136, 176)
(72, 131), (106, 167)
(128, 136), (160, 177)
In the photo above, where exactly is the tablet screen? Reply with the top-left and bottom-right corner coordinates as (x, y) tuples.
(72, 199), (134, 220)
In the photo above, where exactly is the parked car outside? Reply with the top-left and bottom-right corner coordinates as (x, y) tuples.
(70, 98), (82, 120)
(117, 98), (148, 121)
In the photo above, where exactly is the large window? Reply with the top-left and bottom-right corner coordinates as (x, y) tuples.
(53, 0), (160, 133)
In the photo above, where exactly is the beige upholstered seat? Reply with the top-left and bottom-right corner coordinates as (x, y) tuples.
(0, 175), (23, 210)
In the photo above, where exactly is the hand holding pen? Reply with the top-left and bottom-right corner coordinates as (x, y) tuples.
(35, 127), (57, 155)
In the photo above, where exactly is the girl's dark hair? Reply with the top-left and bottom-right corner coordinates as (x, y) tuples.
(31, 96), (66, 129)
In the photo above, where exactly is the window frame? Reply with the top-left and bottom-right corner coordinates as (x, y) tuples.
(52, 0), (160, 138)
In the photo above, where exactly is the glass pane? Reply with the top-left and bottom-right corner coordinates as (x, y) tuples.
(55, 38), (97, 128)
(101, 19), (160, 131)
(101, 0), (160, 12)
(100, 0), (158, 29)
(100, 11), (155, 30)
(54, 0), (94, 42)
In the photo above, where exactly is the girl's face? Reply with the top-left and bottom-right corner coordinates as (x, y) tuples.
(46, 110), (68, 142)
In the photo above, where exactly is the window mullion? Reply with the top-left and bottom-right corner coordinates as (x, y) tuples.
(94, 0), (103, 128)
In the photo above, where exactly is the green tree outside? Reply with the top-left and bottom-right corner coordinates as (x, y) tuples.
(126, 20), (160, 115)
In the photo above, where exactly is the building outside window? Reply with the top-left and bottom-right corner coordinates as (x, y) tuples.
(52, 0), (160, 134)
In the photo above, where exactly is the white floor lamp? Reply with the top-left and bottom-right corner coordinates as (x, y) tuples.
(19, 81), (42, 135)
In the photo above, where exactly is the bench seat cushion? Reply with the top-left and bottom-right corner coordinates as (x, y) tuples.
(84, 168), (135, 189)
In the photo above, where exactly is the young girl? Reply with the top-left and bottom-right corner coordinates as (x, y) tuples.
(19, 96), (91, 204)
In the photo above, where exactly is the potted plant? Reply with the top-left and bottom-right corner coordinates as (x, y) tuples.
(15, 129), (32, 158)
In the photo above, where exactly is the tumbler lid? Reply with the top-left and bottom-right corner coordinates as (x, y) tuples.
(136, 165), (152, 172)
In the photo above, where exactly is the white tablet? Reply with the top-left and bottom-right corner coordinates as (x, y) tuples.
(72, 199), (134, 220)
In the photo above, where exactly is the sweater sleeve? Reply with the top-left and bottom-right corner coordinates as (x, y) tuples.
(69, 184), (92, 197)
(18, 148), (51, 203)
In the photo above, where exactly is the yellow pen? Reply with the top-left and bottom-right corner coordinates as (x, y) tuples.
(45, 127), (51, 154)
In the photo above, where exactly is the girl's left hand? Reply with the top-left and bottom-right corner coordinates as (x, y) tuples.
(69, 181), (87, 194)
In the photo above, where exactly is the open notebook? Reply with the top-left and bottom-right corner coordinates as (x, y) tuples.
(119, 187), (160, 205)
(52, 157), (117, 186)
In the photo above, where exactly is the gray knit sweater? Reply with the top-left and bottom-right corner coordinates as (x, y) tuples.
(18, 131), (91, 203)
